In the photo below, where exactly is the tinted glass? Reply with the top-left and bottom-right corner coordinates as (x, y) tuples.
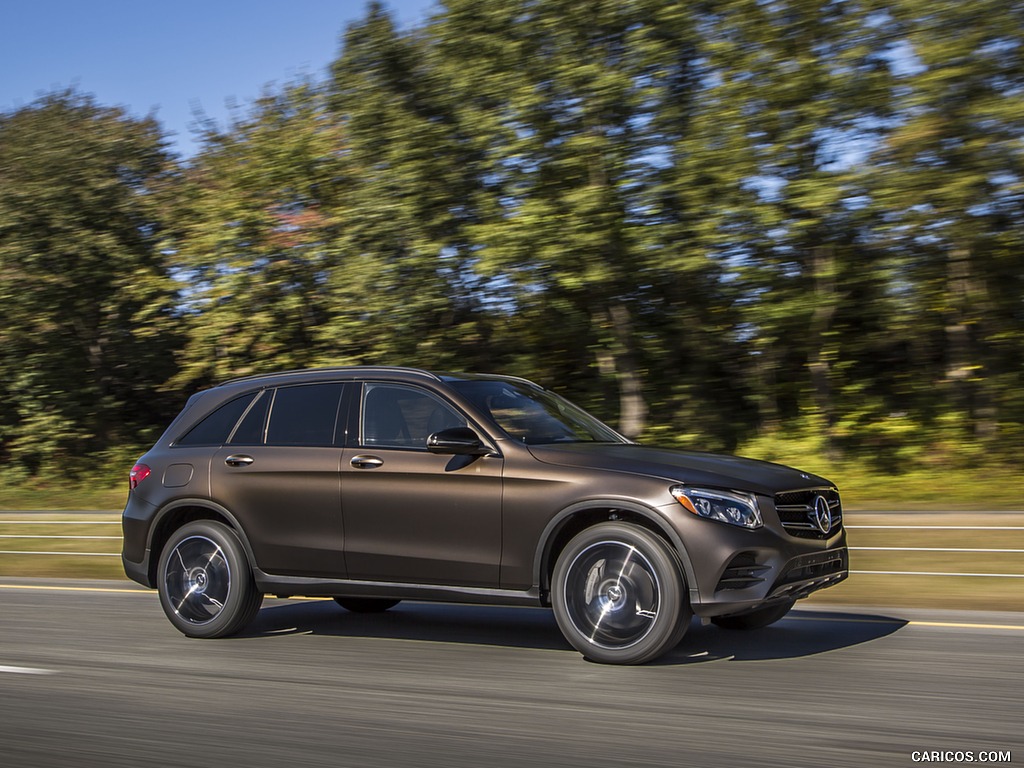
(362, 384), (465, 449)
(228, 390), (270, 445)
(266, 383), (344, 446)
(449, 380), (624, 445)
(177, 394), (256, 446)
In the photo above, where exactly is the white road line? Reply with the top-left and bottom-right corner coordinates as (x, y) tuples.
(0, 665), (55, 675)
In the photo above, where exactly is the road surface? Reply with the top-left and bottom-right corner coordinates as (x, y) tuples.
(0, 578), (1020, 767)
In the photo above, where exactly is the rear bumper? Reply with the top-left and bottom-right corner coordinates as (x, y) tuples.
(122, 553), (153, 588)
(121, 494), (158, 588)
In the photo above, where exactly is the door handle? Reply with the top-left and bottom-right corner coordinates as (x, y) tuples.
(224, 454), (255, 467)
(350, 455), (383, 469)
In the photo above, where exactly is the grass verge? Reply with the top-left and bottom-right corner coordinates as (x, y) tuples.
(0, 512), (124, 579)
(1, 511), (1021, 612)
(0, 486), (126, 512)
(805, 512), (1024, 612)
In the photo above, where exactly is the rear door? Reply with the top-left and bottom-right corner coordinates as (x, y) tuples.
(212, 382), (350, 578)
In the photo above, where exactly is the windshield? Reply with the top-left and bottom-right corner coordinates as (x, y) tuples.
(449, 379), (627, 445)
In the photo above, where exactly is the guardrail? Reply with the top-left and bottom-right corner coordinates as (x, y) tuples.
(0, 520), (122, 557)
(0, 520), (1021, 578)
(843, 524), (1024, 578)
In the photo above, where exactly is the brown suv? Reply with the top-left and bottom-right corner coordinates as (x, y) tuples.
(122, 367), (848, 664)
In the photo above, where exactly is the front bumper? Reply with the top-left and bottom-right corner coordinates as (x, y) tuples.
(662, 498), (849, 618)
(764, 548), (848, 602)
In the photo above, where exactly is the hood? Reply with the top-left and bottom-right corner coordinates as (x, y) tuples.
(526, 443), (833, 497)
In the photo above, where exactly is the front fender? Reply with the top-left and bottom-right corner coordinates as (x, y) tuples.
(533, 499), (700, 606)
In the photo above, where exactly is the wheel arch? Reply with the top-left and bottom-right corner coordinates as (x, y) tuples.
(146, 499), (256, 587)
(533, 500), (698, 606)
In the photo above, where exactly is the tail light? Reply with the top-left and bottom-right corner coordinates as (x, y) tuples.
(129, 463), (152, 490)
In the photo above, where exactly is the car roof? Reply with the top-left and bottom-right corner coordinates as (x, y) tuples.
(219, 366), (442, 387)
(177, 368), (547, 417)
(217, 366), (545, 390)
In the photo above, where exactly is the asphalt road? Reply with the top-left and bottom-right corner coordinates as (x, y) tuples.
(0, 580), (1020, 768)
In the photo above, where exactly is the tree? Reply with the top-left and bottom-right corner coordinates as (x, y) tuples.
(168, 82), (345, 389)
(0, 90), (180, 472)
(869, 0), (1024, 449)
(320, 3), (494, 372)
(666, 0), (896, 452)
(433, 0), (702, 435)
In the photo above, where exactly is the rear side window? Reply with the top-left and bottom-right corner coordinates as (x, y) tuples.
(177, 393), (257, 446)
(266, 383), (344, 446)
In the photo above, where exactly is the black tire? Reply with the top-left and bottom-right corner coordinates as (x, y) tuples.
(156, 520), (263, 638)
(551, 522), (691, 665)
(333, 597), (401, 613)
(710, 599), (795, 630)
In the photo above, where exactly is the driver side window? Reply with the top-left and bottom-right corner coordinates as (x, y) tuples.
(361, 384), (466, 450)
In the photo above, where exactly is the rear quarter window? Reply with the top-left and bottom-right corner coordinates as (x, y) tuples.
(176, 393), (257, 446)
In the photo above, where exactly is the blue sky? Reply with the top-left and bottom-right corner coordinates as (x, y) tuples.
(1, 0), (437, 158)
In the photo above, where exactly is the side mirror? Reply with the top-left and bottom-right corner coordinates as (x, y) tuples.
(427, 427), (489, 456)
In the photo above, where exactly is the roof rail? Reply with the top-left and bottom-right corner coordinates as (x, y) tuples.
(219, 366), (441, 387)
(437, 370), (543, 389)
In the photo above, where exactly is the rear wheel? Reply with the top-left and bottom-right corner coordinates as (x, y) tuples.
(333, 597), (401, 613)
(157, 520), (262, 638)
(552, 522), (691, 665)
(711, 599), (795, 630)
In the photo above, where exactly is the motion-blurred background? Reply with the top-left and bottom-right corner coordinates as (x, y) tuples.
(1, 0), (1021, 508)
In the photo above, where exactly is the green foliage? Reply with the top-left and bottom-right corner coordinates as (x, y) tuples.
(0, 90), (182, 474)
(867, 0), (1024, 446)
(2, 1), (1022, 485)
(167, 81), (345, 388)
(319, 4), (494, 371)
(434, 0), (710, 435)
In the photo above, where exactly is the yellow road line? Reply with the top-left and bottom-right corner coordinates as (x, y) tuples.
(0, 583), (150, 594)
(0, 583), (329, 599)
(907, 620), (1024, 631)
(788, 614), (1024, 631)
(0, 589), (323, 602)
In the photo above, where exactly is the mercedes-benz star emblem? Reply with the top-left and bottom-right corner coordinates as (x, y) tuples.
(812, 495), (833, 535)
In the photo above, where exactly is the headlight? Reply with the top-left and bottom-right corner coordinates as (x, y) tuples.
(670, 486), (762, 529)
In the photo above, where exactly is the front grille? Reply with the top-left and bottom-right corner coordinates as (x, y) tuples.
(775, 487), (843, 539)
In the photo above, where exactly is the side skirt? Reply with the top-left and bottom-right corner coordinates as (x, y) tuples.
(253, 568), (543, 607)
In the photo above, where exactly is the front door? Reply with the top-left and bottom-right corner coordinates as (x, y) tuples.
(340, 382), (502, 587)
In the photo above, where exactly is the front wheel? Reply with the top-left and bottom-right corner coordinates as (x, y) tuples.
(551, 522), (691, 665)
(157, 520), (263, 638)
(711, 599), (795, 630)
